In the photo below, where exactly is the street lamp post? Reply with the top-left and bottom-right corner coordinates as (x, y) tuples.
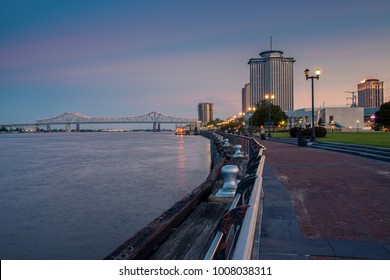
(356, 120), (360, 132)
(249, 107), (252, 129)
(238, 112), (243, 132)
(304, 68), (321, 141)
(265, 94), (275, 137)
(248, 107), (255, 135)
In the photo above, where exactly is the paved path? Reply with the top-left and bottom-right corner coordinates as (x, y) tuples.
(256, 139), (390, 259)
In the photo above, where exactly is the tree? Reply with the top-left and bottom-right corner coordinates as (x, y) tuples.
(250, 100), (288, 128)
(0, 126), (8, 132)
(375, 102), (390, 129)
(207, 118), (223, 126)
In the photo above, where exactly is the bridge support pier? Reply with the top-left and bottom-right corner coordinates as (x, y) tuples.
(76, 123), (80, 132)
(47, 125), (51, 132)
(65, 124), (71, 132)
(153, 122), (161, 132)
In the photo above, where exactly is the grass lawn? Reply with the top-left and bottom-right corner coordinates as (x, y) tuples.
(271, 131), (390, 148)
(271, 132), (290, 138)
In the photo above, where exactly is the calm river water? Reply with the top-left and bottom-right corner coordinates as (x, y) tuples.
(0, 132), (211, 259)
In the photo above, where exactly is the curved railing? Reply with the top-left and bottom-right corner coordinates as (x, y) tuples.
(204, 133), (266, 260)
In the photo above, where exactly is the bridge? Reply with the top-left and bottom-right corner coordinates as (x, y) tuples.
(2, 111), (198, 132)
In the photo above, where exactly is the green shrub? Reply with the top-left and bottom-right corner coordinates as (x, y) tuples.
(301, 128), (312, 137)
(315, 126), (327, 137)
(301, 127), (327, 138)
(289, 127), (304, 138)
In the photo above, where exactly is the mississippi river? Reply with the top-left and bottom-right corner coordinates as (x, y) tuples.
(0, 132), (211, 259)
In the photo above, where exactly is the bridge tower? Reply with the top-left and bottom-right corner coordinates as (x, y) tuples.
(153, 122), (161, 132)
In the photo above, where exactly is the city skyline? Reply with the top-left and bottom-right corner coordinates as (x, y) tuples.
(1, 0), (390, 124)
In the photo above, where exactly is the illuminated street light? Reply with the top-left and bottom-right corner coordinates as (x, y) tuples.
(247, 107), (255, 135)
(265, 94), (275, 137)
(304, 68), (321, 141)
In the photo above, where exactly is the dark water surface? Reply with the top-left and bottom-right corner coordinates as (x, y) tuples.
(0, 132), (211, 259)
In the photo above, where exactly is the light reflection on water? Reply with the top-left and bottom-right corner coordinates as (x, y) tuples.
(0, 132), (210, 259)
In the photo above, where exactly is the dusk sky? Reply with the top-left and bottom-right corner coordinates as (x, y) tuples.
(1, 0), (389, 124)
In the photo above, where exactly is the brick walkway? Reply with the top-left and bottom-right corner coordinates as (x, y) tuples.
(257, 139), (390, 259)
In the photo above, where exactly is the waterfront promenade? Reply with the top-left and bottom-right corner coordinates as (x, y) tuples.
(256, 139), (390, 259)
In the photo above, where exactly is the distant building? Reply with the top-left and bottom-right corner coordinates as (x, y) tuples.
(357, 79), (384, 108)
(287, 108), (321, 129)
(248, 49), (295, 111)
(287, 107), (365, 131)
(198, 103), (214, 123)
(364, 107), (380, 124)
(319, 107), (364, 130)
(242, 83), (250, 113)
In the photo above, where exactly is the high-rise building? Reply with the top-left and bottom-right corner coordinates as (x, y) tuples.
(242, 83), (250, 113)
(248, 50), (295, 111)
(357, 79), (384, 108)
(198, 102), (214, 123)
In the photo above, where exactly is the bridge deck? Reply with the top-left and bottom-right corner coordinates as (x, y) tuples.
(1, 111), (197, 127)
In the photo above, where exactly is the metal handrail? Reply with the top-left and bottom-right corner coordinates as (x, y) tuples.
(204, 142), (266, 260)
(232, 156), (265, 259)
(203, 192), (243, 260)
(216, 132), (265, 158)
(204, 175), (258, 260)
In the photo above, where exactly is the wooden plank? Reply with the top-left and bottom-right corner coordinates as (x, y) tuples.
(150, 202), (228, 260)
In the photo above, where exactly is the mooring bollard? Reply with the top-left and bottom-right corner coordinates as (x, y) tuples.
(215, 165), (239, 197)
(233, 144), (244, 158)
